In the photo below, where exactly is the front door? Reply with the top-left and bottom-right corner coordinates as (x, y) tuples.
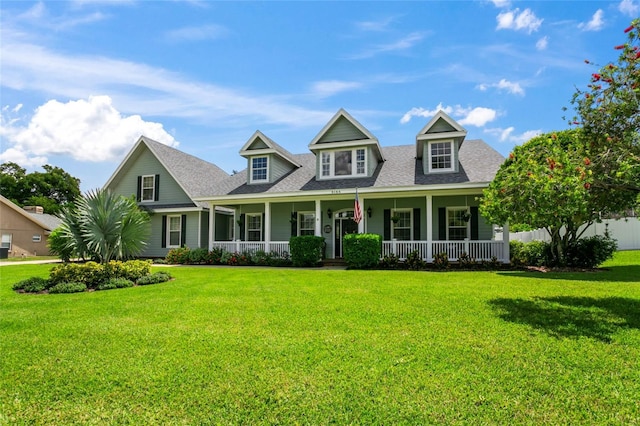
(334, 210), (358, 258)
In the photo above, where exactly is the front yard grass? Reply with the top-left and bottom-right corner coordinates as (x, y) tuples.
(1, 252), (639, 424)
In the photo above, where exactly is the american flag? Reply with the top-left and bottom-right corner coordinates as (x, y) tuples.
(354, 188), (363, 224)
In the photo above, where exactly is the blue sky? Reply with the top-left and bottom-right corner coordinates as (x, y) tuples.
(1, 1), (638, 191)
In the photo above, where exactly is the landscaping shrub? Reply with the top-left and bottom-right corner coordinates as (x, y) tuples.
(49, 262), (105, 289)
(268, 251), (292, 267)
(188, 248), (209, 264)
(97, 278), (134, 290)
(458, 252), (477, 269)
(380, 253), (400, 269)
(104, 260), (152, 282)
(165, 247), (191, 264)
(12, 276), (51, 293)
(343, 233), (382, 269)
(289, 236), (324, 267)
(405, 250), (426, 271)
(137, 271), (172, 285)
(510, 240), (552, 267)
(433, 252), (449, 270)
(565, 235), (618, 268)
(206, 247), (224, 265)
(48, 282), (87, 294)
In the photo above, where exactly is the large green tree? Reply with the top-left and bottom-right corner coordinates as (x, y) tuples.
(569, 19), (639, 210)
(52, 189), (150, 263)
(0, 162), (81, 214)
(480, 130), (600, 265)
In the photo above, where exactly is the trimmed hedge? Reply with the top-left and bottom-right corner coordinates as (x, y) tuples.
(49, 282), (87, 294)
(289, 236), (325, 267)
(343, 233), (381, 269)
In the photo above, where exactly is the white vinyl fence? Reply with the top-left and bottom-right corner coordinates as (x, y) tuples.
(497, 218), (640, 251)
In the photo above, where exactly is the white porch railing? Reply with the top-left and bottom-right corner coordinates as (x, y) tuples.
(383, 240), (505, 262)
(212, 241), (290, 256)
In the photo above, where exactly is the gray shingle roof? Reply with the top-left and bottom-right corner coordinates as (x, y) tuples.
(27, 212), (62, 230)
(206, 139), (504, 197)
(141, 137), (230, 200)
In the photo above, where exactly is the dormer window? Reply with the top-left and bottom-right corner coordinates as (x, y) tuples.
(251, 156), (268, 183)
(428, 141), (454, 172)
(320, 148), (367, 179)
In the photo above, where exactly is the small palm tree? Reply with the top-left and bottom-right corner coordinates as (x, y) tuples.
(53, 189), (150, 263)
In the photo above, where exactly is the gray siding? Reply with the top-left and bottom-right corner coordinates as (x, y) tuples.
(432, 195), (491, 240)
(318, 116), (367, 143)
(141, 211), (201, 257)
(109, 148), (192, 205)
(427, 118), (456, 134)
(270, 154), (293, 183)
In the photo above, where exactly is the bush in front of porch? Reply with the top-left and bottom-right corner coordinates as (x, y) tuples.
(289, 236), (324, 267)
(343, 233), (382, 269)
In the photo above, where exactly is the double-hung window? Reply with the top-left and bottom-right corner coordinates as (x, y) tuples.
(392, 210), (412, 241)
(298, 213), (315, 236)
(320, 148), (367, 178)
(251, 157), (268, 183)
(447, 208), (469, 240)
(141, 175), (155, 202)
(1, 234), (12, 251)
(246, 214), (262, 241)
(168, 215), (182, 247)
(428, 141), (453, 172)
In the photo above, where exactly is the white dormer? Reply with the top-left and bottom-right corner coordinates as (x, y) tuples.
(308, 109), (384, 180)
(240, 131), (300, 184)
(415, 111), (467, 174)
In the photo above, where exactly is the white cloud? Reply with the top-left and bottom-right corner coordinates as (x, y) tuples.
(165, 24), (228, 42)
(355, 16), (397, 32)
(485, 127), (541, 143)
(491, 0), (511, 8)
(0, 37), (330, 127)
(496, 8), (543, 34)
(536, 36), (548, 50)
(476, 79), (525, 96)
(311, 80), (363, 98)
(400, 103), (498, 127)
(0, 96), (177, 165)
(578, 9), (605, 31)
(347, 32), (426, 59)
(618, 0), (639, 17)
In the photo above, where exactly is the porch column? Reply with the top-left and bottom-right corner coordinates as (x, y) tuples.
(502, 221), (510, 264)
(197, 211), (202, 248)
(265, 201), (271, 252)
(426, 195), (433, 261)
(209, 204), (216, 251)
(315, 199), (322, 236)
(358, 196), (365, 234)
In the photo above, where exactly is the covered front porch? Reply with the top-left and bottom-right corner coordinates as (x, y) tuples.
(207, 189), (509, 263)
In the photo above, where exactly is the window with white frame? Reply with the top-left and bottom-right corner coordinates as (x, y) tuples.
(246, 214), (262, 241)
(447, 208), (469, 240)
(429, 141), (453, 172)
(32, 234), (42, 243)
(1, 234), (12, 250)
(141, 175), (155, 201)
(392, 209), (412, 241)
(298, 212), (315, 236)
(251, 156), (268, 183)
(168, 215), (182, 247)
(320, 148), (367, 178)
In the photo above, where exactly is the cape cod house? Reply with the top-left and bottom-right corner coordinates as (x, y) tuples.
(103, 136), (230, 257)
(193, 109), (510, 262)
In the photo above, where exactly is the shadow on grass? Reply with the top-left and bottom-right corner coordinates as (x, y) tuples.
(489, 296), (640, 342)
(497, 264), (640, 283)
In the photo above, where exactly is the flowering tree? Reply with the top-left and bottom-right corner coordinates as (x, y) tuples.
(569, 19), (640, 209)
(480, 130), (601, 265)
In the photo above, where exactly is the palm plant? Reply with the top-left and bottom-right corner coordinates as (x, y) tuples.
(52, 189), (150, 263)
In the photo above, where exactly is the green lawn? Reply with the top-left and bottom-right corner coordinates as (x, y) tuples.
(1, 252), (639, 424)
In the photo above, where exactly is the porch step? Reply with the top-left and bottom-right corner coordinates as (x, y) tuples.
(322, 259), (347, 267)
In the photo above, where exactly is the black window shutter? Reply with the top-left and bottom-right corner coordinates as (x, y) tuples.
(154, 174), (160, 201)
(470, 207), (479, 240)
(290, 211), (297, 237)
(262, 213), (266, 241)
(438, 208), (447, 240)
(239, 214), (245, 241)
(136, 176), (142, 202)
(161, 215), (167, 248)
(383, 209), (391, 240)
(413, 208), (421, 241)
(181, 214), (187, 246)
